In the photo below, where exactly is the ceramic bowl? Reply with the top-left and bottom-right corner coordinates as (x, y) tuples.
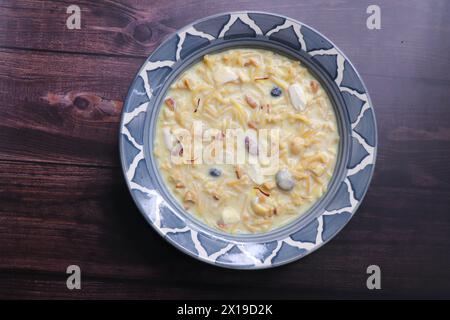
(119, 11), (377, 269)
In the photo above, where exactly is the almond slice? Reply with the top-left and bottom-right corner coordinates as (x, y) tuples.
(254, 186), (270, 197)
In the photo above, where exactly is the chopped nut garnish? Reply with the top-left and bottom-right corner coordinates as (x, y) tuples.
(254, 186), (270, 197)
(290, 136), (304, 155)
(184, 190), (197, 204)
(212, 192), (220, 200)
(183, 78), (192, 90)
(254, 76), (269, 80)
(244, 58), (259, 67)
(248, 121), (258, 130)
(310, 80), (319, 94)
(235, 166), (243, 179)
(164, 98), (176, 111)
(175, 183), (185, 189)
(251, 197), (275, 217)
(245, 95), (258, 109)
(262, 181), (276, 190)
(194, 98), (200, 113)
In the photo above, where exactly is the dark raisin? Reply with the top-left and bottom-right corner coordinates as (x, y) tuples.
(209, 168), (221, 177)
(270, 87), (282, 97)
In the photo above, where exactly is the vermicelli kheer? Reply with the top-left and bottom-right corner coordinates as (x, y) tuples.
(153, 48), (339, 234)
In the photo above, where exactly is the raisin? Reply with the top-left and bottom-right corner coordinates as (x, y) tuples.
(209, 168), (221, 177)
(270, 87), (282, 97)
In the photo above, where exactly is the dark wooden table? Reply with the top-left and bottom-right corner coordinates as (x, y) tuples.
(1, 0), (449, 299)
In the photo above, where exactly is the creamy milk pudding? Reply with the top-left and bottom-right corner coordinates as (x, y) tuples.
(153, 48), (339, 234)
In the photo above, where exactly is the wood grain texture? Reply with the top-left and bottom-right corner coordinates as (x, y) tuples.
(0, 48), (143, 167)
(0, 0), (450, 299)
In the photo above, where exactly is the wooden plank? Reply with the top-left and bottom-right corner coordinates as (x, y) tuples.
(1, 47), (449, 167)
(0, 48), (144, 166)
(0, 0), (449, 81)
(0, 160), (449, 298)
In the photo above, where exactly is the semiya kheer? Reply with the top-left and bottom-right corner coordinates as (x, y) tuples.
(153, 48), (339, 234)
